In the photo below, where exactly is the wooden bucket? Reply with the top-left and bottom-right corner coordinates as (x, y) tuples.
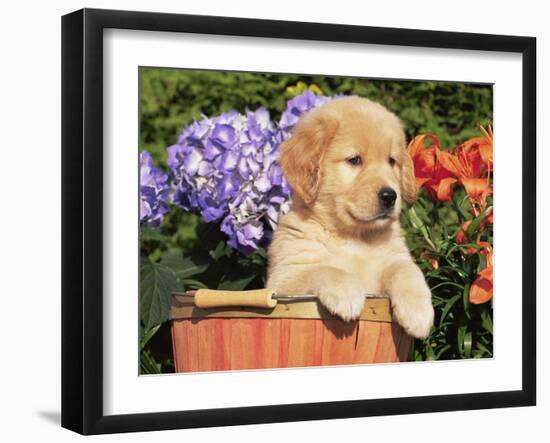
(171, 293), (411, 372)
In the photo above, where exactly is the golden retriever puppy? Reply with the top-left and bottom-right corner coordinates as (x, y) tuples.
(266, 96), (434, 339)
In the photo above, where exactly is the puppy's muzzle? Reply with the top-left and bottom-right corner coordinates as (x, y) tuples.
(378, 187), (397, 209)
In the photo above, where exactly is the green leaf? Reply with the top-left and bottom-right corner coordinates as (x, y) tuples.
(430, 281), (465, 292)
(480, 309), (493, 333)
(424, 341), (436, 360)
(180, 278), (208, 289)
(406, 206), (436, 250)
(160, 250), (210, 279)
(140, 262), (180, 329)
(178, 255), (211, 279)
(464, 330), (473, 358)
(253, 247), (267, 259)
(209, 240), (232, 260)
(428, 265), (469, 279)
(475, 341), (493, 358)
(451, 193), (471, 220)
(140, 325), (161, 351)
(140, 349), (161, 374)
(434, 344), (451, 360)
(457, 324), (466, 356)
(218, 272), (258, 291)
(141, 227), (169, 242)
(462, 283), (471, 319)
(475, 251), (489, 274)
(466, 205), (493, 238)
(440, 294), (461, 326)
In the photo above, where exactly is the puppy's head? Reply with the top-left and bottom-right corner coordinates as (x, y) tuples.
(279, 96), (416, 234)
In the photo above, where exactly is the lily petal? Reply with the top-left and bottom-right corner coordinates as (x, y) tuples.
(470, 265), (493, 304)
(435, 177), (457, 202)
(462, 178), (492, 201)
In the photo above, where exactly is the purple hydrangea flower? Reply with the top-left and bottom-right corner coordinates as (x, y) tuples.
(278, 90), (332, 140)
(140, 151), (170, 227)
(166, 91), (334, 253)
(168, 108), (292, 254)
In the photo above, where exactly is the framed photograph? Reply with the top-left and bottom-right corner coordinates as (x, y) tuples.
(62, 8), (536, 435)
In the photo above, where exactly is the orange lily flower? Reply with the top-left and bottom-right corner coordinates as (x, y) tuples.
(437, 128), (493, 213)
(408, 134), (457, 202)
(463, 126), (493, 168)
(469, 243), (493, 304)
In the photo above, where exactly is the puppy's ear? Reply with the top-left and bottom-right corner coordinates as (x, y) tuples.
(401, 149), (418, 204)
(279, 113), (338, 205)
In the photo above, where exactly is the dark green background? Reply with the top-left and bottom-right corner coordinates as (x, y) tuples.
(140, 67), (493, 168)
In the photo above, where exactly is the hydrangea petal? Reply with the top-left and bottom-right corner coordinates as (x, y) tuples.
(139, 151), (170, 226)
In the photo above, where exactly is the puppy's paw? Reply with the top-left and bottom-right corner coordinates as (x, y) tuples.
(391, 290), (434, 339)
(318, 282), (365, 322)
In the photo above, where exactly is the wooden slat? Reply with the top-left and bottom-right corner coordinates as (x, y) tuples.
(172, 316), (411, 373)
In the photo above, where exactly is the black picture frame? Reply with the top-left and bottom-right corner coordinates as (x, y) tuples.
(61, 8), (536, 435)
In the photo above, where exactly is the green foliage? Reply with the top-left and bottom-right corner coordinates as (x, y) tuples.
(140, 325), (161, 374)
(140, 262), (180, 330)
(403, 188), (493, 361)
(139, 68), (493, 372)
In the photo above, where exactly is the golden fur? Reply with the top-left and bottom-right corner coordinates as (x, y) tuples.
(266, 96), (434, 338)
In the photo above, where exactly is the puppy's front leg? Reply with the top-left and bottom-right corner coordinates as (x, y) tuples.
(382, 260), (434, 339)
(314, 267), (367, 322)
(272, 266), (366, 322)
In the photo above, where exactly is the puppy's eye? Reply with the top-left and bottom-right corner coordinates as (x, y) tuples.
(389, 157), (396, 167)
(347, 155), (362, 166)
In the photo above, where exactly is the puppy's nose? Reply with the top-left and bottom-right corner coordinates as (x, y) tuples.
(378, 187), (397, 208)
